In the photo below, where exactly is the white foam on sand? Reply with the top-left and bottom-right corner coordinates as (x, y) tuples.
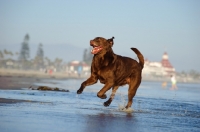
(118, 104), (134, 113)
(116, 91), (134, 113)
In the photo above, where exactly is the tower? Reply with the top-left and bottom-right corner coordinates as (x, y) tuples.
(161, 52), (175, 75)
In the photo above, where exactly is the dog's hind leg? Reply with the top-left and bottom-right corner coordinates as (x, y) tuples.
(104, 86), (119, 107)
(125, 75), (141, 109)
(77, 74), (98, 94)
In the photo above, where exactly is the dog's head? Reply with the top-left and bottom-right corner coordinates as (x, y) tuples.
(90, 37), (115, 54)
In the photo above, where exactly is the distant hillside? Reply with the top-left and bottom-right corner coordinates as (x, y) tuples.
(0, 43), (85, 63)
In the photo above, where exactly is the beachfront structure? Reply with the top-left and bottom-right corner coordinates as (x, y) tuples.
(143, 52), (175, 76)
(66, 60), (90, 74)
(161, 52), (176, 75)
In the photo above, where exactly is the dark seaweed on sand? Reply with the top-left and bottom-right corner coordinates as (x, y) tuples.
(31, 86), (69, 92)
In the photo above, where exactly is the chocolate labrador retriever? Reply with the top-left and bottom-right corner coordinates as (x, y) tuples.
(77, 37), (144, 109)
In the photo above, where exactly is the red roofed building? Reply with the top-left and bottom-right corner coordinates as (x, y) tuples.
(161, 52), (175, 75)
(142, 52), (176, 76)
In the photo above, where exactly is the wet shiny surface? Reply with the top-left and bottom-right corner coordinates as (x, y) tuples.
(0, 79), (200, 132)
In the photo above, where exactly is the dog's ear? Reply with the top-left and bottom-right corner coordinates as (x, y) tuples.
(107, 37), (115, 46)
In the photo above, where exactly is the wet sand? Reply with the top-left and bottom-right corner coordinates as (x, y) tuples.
(0, 75), (67, 103)
(0, 76), (40, 90)
(0, 76), (36, 103)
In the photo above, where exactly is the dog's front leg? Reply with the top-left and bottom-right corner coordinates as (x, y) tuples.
(77, 74), (97, 94)
(97, 82), (114, 99)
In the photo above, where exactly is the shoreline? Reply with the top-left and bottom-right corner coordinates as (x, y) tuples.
(0, 68), (199, 91)
(0, 68), (82, 90)
(0, 72), (199, 104)
(0, 68), (80, 80)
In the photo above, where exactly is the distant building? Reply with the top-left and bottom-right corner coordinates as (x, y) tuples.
(143, 52), (175, 76)
(161, 52), (175, 75)
(66, 60), (90, 74)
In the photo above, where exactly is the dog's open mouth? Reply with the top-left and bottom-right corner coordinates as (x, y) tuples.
(91, 46), (103, 54)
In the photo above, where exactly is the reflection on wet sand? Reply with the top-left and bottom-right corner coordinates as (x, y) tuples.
(83, 113), (136, 132)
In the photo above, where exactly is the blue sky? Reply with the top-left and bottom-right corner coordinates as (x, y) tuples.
(0, 0), (200, 72)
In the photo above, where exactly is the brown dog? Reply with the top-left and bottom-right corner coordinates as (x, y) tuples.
(77, 37), (144, 109)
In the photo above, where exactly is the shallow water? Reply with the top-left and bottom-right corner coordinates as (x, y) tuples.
(0, 79), (200, 132)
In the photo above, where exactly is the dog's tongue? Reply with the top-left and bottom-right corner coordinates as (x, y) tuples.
(91, 46), (103, 54)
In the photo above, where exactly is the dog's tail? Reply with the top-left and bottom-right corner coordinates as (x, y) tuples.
(131, 48), (144, 69)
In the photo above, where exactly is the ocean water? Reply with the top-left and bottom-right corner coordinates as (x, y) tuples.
(0, 79), (200, 132)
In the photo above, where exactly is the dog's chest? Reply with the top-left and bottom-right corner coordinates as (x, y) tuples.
(92, 54), (117, 83)
(97, 70), (106, 84)
(93, 57), (109, 68)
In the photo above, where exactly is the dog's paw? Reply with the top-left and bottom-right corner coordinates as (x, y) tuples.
(97, 94), (107, 99)
(77, 89), (83, 94)
(103, 101), (110, 107)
